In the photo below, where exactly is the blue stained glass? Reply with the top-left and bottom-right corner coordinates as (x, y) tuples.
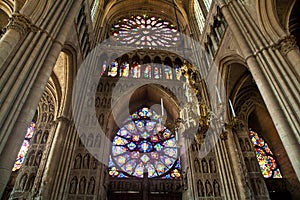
(145, 121), (156, 132)
(151, 152), (159, 159)
(119, 128), (131, 138)
(141, 132), (150, 139)
(153, 66), (161, 79)
(144, 65), (151, 78)
(127, 142), (136, 150)
(134, 163), (144, 177)
(101, 61), (107, 76)
(132, 63), (141, 78)
(130, 151), (140, 159)
(120, 62), (130, 77)
(123, 160), (136, 174)
(108, 60), (118, 77)
(118, 172), (128, 178)
(140, 154), (150, 163)
(154, 143), (163, 151)
(162, 174), (171, 179)
(125, 122), (137, 133)
(113, 136), (129, 145)
(139, 141), (153, 152)
(112, 15), (179, 48)
(161, 156), (173, 166)
(163, 130), (171, 139)
(112, 146), (127, 156)
(13, 122), (35, 171)
(164, 148), (177, 158)
(164, 65), (173, 80)
(135, 121), (145, 132)
(151, 135), (159, 142)
(163, 138), (176, 147)
(109, 107), (180, 178)
(145, 163), (156, 177)
(174, 65), (181, 80)
(249, 130), (282, 178)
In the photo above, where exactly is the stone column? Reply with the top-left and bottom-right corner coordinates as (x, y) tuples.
(0, 0), (83, 197)
(142, 171), (149, 200)
(0, 13), (32, 70)
(214, 130), (239, 199)
(277, 35), (300, 77)
(38, 116), (70, 199)
(219, 0), (300, 181)
(225, 125), (250, 199)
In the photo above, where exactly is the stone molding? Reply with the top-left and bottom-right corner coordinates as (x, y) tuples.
(6, 13), (37, 35)
(277, 35), (299, 55)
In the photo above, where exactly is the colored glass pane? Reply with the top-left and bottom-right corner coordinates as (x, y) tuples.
(12, 122), (35, 171)
(143, 65), (151, 78)
(174, 65), (182, 80)
(113, 136), (129, 145)
(108, 60), (118, 77)
(164, 65), (173, 80)
(249, 130), (282, 178)
(109, 107), (181, 178)
(131, 63), (141, 78)
(120, 62), (130, 77)
(101, 61), (107, 76)
(153, 66), (161, 79)
(112, 15), (179, 48)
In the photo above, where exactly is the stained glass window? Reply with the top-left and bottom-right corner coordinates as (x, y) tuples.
(194, 0), (206, 33)
(101, 60), (107, 76)
(143, 64), (151, 79)
(174, 65), (182, 80)
(164, 65), (173, 80)
(249, 130), (282, 178)
(120, 62), (130, 77)
(12, 122), (36, 171)
(108, 60), (118, 77)
(131, 62), (141, 78)
(111, 15), (179, 48)
(153, 65), (161, 79)
(109, 107), (181, 179)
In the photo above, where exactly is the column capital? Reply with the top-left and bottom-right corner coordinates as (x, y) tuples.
(6, 13), (38, 35)
(276, 35), (299, 55)
(55, 116), (71, 123)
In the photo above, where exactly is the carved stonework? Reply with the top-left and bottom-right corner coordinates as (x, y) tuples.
(277, 35), (299, 55)
(6, 13), (37, 35)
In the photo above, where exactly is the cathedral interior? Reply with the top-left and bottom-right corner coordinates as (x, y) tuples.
(0, 0), (300, 199)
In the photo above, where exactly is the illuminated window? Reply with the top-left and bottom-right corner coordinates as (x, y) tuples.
(109, 107), (181, 179)
(12, 122), (36, 171)
(249, 130), (282, 178)
(91, 0), (99, 21)
(194, 0), (206, 33)
(203, 0), (213, 12)
(111, 15), (179, 48)
(108, 60), (118, 77)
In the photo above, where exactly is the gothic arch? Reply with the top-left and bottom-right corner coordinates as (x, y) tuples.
(218, 55), (249, 115)
(234, 82), (299, 198)
(101, 0), (188, 28)
(256, 0), (292, 42)
(98, 0), (190, 42)
(106, 84), (181, 140)
(21, 0), (54, 24)
(288, 0), (300, 47)
(0, 0), (13, 16)
(275, 0), (296, 33)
